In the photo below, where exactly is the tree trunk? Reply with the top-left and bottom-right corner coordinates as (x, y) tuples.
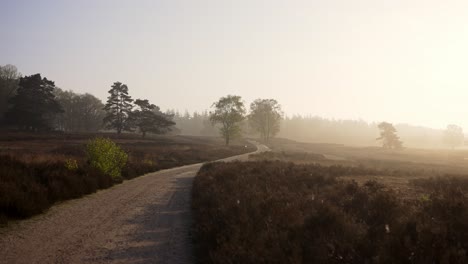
(225, 135), (230, 146)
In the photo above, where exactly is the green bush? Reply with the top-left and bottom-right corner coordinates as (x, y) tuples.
(64, 158), (78, 171)
(86, 137), (127, 180)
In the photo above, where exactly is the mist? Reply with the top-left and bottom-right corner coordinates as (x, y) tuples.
(3, 0), (468, 132)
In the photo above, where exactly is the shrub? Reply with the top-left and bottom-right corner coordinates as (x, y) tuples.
(64, 158), (78, 171)
(0, 154), (112, 224)
(0, 134), (255, 225)
(86, 137), (128, 180)
(192, 161), (468, 264)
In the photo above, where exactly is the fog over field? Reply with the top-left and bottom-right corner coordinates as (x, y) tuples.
(2, 0), (468, 135)
(4, 1), (468, 263)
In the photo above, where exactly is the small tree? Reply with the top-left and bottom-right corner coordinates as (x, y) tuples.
(132, 99), (175, 137)
(5, 74), (63, 131)
(376, 122), (403, 149)
(210, 95), (246, 145)
(86, 138), (127, 180)
(103, 82), (134, 134)
(248, 99), (283, 143)
(443, 124), (464, 149)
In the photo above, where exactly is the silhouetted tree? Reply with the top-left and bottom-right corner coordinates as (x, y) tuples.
(132, 99), (175, 137)
(5, 74), (63, 131)
(248, 99), (283, 142)
(376, 122), (403, 149)
(0, 64), (21, 123)
(54, 88), (105, 132)
(443, 124), (464, 149)
(210, 95), (246, 145)
(103, 82), (133, 134)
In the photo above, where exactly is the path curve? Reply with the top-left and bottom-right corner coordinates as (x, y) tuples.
(0, 143), (269, 264)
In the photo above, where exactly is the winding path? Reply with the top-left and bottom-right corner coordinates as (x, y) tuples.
(0, 143), (269, 264)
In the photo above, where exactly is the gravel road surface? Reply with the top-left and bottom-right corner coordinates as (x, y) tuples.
(0, 143), (268, 264)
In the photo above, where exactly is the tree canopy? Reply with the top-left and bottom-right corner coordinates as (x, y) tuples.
(248, 99), (283, 143)
(376, 122), (403, 149)
(443, 124), (464, 149)
(54, 88), (105, 132)
(210, 95), (246, 145)
(103, 82), (134, 134)
(132, 99), (175, 137)
(0, 64), (21, 123)
(5, 74), (63, 131)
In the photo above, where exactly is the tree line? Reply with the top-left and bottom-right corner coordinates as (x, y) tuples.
(0, 65), (174, 137)
(279, 116), (465, 149)
(0, 64), (465, 148)
(0, 65), (284, 143)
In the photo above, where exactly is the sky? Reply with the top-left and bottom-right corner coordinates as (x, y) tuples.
(2, 0), (468, 130)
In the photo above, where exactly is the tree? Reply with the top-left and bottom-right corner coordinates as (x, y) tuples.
(103, 82), (134, 134)
(54, 88), (105, 132)
(132, 99), (175, 137)
(443, 124), (464, 149)
(5, 74), (63, 131)
(248, 99), (283, 143)
(80, 93), (107, 132)
(376, 122), (403, 149)
(0, 64), (21, 123)
(210, 95), (246, 145)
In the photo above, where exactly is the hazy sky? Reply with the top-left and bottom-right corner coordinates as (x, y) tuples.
(2, 0), (468, 130)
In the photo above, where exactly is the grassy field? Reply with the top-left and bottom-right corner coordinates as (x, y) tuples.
(250, 138), (468, 198)
(192, 138), (468, 263)
(265, 138), (468, 171)
(0, 132), (255, 225)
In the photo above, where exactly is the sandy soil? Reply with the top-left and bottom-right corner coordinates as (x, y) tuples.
(0, 143), (268, 264)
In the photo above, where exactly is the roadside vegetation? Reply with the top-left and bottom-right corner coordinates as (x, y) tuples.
(0, 133), (255, 225)
(192, 160), (468, 264)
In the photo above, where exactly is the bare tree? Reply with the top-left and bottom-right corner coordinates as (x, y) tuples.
(54, 88), (105, 132)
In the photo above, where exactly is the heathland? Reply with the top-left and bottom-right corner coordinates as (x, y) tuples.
(0, 132), (255, 225)
(192, 138), (468, 263)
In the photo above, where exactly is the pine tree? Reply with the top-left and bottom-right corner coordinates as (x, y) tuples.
(376, 122), (403, 149)
(132, 99), (175, 137)
(5, 74), (62, 131)
(103, 82), (134, 134)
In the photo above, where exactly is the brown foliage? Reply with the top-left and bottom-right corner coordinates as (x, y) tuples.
(192, 161), (468, 264)
(0, 133), (255, 225)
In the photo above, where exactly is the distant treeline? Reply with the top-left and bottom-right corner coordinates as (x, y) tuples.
(0, 65), (174, 137)
(166, 110), (218, 137)
(166, 112), (449, 149)
(0, 64), (460, 148)
(0, 65), (106, 133)
(279, 116), (449, 149)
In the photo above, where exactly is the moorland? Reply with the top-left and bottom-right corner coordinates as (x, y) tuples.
(192, 138), (468, 263)
(0, 132), (255, 225)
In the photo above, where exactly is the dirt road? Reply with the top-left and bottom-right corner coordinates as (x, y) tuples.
(0, 143), (269, 264)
